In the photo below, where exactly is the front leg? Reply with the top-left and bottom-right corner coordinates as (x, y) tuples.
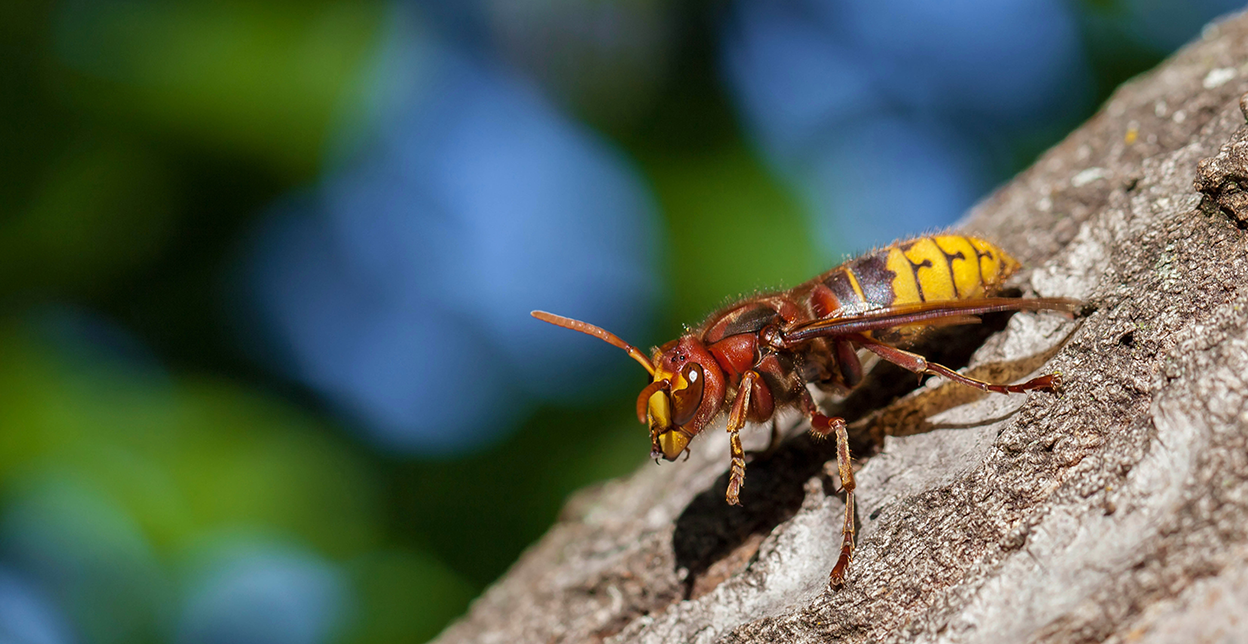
(724, 370), (760, 506)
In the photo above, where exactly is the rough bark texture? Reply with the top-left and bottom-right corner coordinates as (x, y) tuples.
(436, 14), (1248, 644)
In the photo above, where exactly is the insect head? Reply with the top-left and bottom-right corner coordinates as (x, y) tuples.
(530, 311), (725, 461)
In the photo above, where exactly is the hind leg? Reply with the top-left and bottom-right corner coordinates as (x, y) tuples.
(857, 337), (1060, 394)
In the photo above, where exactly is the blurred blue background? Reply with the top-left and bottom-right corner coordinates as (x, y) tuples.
(0, 0), (1238, 641)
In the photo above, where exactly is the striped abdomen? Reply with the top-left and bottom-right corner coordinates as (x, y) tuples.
(806, 234), (1021, 319)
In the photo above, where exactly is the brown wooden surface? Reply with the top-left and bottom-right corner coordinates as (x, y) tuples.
(435, 12), (1248, 644)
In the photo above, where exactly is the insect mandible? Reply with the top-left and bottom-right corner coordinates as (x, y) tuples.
(533, 234), (1079, 586)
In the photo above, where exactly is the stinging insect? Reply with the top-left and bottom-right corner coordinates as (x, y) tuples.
(532, 234), (1080, 587)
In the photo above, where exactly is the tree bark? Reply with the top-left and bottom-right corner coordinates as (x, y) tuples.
(435, 12), (1248, 644)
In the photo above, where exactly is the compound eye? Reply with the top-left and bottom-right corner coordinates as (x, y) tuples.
(671, 363), (705, 426)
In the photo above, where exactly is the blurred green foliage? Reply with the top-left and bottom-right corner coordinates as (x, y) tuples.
(0, 320), (476, 642)
(50, 1), (384, 178)
(1, 2), (482, 641)
(646, 143), (821, 326)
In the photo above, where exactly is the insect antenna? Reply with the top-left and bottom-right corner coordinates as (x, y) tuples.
(531, 310), (655, 376)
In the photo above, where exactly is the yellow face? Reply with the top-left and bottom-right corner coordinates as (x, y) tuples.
(646, 365), (702, 461)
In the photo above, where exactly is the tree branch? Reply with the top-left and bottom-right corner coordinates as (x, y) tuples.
(435, 11), (1248, 644)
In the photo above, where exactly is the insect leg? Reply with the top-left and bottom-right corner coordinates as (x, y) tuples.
(800, 389), (855, 586)
(724, 370), (759, 506)
(857, 338), (1059, 394)
(811, 413), (855, 586)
